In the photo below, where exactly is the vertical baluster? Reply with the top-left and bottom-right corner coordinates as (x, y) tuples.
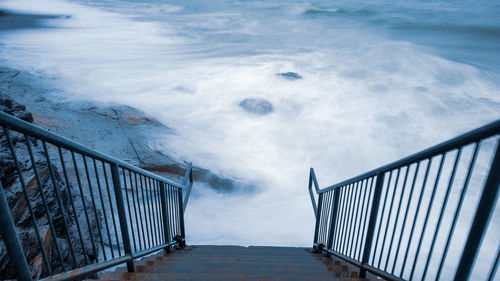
(121, 169), (137, 253)
(360, 172), (385, 278)
(352, 181), (366, 258)
(319, 192), (331, 244)
(435, 143), (479, 280)
(177, 187), (186, 247)
(154, 181), (163, 244)
(82, 155), (107, 260)
(332, 188), (344, 252)
(421, 149), (462, 280)
(156, 180), (167, 244)
(409, 154), (446, 280)
(326, 187), (341, 252)
(92, 159), (114, 259)
(160, 182), (171, 253)
(400, 159), (432, 277)
(174, 187), (181, 235)
(0, 180), (33, 281)
(378, 169), (401, 269)
(4, 128), (51, 275)
(129, 171), (142, 251)
(335, 187), (348, 252)
(354, 179), (369, 260)
(341, 184), (355, 254)
(392, 162), (421, 274)
(102, 162), (121, 257)
(58, 147), (89, 264)
(385, 166), (410, 271)
(41, 141), (77, 268)
(454, 140), (500, 281)
(487, 245), (500, 281)
(110, 164), (134, 272)
(358, 177), (375, 261)
(348, 181), (361, 258)
(139, 175), (151, 248)
(148, 178), (159, 246)
(313, 192), (324, 246)
(133, 172), (146, 251)
(372, 170), (393, 265)
(153, 179), (162, 245)
(25, 135), (66, 269)
(170, 186), (177, 239)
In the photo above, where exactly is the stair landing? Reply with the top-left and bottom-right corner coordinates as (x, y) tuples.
(92, 245), (378, 281)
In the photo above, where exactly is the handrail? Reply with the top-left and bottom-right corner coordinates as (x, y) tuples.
(0, 111), (184, 189)
(311, 119), (500, 281)
(308, 167), (320, 216)
(182, 162), (194, 212)
(0, 111), (194, 281)
(320, 119), (500, 193)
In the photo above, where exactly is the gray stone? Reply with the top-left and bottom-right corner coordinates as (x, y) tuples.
(239, 98), (273, 115)
(276, 72), (302, 80)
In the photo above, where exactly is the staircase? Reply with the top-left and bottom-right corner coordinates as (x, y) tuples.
(89, 245), (376, 281)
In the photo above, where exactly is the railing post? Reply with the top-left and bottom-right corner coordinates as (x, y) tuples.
(360, 173), (385, 278)
(326, 188), (341, 253)
(182, 163), (193, 213)
(454, 141), (500, 281)
(309, 168), (319, 215)
(0, 181), (33, 281)
(159, 182), (171, 254)
(177, 188), (186, 248)
(313, 192), (324, 248)
(110, 163), (134, 272)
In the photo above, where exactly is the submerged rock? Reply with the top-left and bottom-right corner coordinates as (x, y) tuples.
(276, 72), (302, 80)
(239, 98), (273, 115)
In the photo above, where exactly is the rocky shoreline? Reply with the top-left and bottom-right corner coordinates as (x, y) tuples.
(0, 65), (236, 191)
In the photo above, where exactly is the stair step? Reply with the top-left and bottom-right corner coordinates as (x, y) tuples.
(141, 256), (341, 265)
(100, 271), (368, 281)
(126, 264), (353, 274)
(90, 246), (378, 281)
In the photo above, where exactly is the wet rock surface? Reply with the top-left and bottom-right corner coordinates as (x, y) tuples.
(0, 94), (101, 280)
(239, 98), (273, 115)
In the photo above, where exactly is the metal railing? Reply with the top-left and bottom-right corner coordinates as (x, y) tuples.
(310, 120), (500, 281)
(0, 111), (194, 281)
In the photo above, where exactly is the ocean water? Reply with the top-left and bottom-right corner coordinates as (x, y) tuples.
(0, 0), (499, 279)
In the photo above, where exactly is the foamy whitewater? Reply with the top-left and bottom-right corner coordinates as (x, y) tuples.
(0, 0), (499, 279)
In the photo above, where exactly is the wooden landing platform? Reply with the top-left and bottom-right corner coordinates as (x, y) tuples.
(91, 245), (378, 281)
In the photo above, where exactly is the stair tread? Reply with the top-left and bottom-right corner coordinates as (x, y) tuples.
(90, 245), (377, 280)
(100, 272), (367, 281)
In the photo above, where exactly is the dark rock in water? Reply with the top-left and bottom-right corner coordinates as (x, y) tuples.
(0, 94), (33, 122)
(239, 98), (273, 115)
(0, 94), (101, 279)
(276, 72), (302, 80)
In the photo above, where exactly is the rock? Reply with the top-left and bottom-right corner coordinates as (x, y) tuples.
(239, 98), (273, 115)
(0, 94), (101, 279)
(0, 94), (33, 122)
(276, 72), (302, 80)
